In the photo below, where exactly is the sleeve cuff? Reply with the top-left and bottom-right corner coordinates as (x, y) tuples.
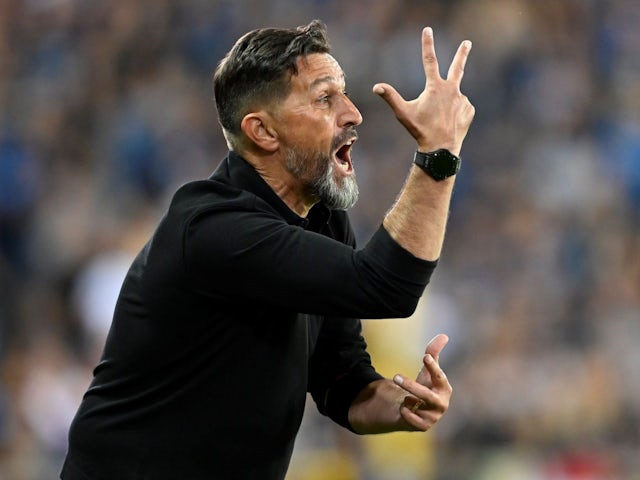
(362, 225), (439, 296)
(325, 367), (384, 433)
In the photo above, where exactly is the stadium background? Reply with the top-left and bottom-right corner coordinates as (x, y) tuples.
(0, 0), (638, 478)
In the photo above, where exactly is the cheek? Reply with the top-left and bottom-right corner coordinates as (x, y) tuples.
(294, 125), (333, 151)
(311, 119), (336, 148)
(280, 111), (335, 150)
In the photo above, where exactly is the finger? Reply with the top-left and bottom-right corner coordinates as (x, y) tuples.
(422, 353), (451, 390)
(399, 404), (438, 432)
(446, 39), (472, 87)
(425, 333), (449, 362)
(394, 369), (449, 403)
(372, 83), (407, 117)
(421, 27), (440, 82)
(403, 401), (441, 421)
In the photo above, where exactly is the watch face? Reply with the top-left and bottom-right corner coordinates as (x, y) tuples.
(430, 149), (460, 178)
(414, 149), (460, 181)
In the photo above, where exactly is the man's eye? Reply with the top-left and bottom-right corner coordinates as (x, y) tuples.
(318, 95), (330, 103)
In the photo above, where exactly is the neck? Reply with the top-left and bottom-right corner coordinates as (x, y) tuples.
(240, 149), (318, 218)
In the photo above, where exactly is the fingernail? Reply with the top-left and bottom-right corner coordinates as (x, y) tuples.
(464, 40), (472, 49)
(424, 27), (433, 37)
(373, 86), (385, 95)
(424, 354), (433, 364)
(393, 374), (403, 385)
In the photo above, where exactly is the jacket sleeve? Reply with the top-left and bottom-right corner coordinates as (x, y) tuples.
(183, 204), (437, 319)
(307, 316), (383, 432)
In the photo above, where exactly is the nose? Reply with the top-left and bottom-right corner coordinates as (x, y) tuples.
(339, 94), (363, 128)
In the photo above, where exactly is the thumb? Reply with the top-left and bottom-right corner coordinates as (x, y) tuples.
(425, 334), (449, 362)
(372, 83), (406, 115)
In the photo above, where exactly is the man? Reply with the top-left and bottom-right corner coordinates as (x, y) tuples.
(61, 20), (474, 479)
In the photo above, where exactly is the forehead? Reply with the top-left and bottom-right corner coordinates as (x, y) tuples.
(293, 53), (345, 89)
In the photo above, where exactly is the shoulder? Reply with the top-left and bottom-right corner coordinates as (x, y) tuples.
(169, 179), (269, 221)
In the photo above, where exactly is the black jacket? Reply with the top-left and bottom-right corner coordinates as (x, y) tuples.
(61, 152), (436, 480)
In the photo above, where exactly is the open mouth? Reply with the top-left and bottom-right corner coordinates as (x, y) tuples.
(334, 137), (356, 174)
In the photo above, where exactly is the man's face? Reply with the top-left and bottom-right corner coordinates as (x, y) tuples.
(275, 53), (363, 210)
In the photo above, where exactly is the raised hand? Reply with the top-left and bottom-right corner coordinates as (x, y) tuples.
(373, 27), (475, 156)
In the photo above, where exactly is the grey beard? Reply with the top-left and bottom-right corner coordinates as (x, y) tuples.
(310, 160), (359, 210)
(285, 148), (359, 211)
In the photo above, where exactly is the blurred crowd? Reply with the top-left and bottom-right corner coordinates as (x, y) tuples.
(0, 0), (639, 478)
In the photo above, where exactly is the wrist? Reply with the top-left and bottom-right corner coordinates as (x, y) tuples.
(417, 142), (461, 157)
(348, 379), (407, 434)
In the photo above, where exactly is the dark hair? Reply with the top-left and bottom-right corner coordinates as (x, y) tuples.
(213, 20), (331, 144)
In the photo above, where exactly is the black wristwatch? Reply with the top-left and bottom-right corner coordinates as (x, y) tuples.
(413, 149), (461, 181)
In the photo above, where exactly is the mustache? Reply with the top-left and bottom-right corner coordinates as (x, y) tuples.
(331, 127), (358, 152)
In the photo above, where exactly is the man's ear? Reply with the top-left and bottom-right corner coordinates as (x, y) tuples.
(240, 112), (279, 153)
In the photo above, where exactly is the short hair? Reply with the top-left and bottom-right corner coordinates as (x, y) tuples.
(213, 20), (331, 149)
